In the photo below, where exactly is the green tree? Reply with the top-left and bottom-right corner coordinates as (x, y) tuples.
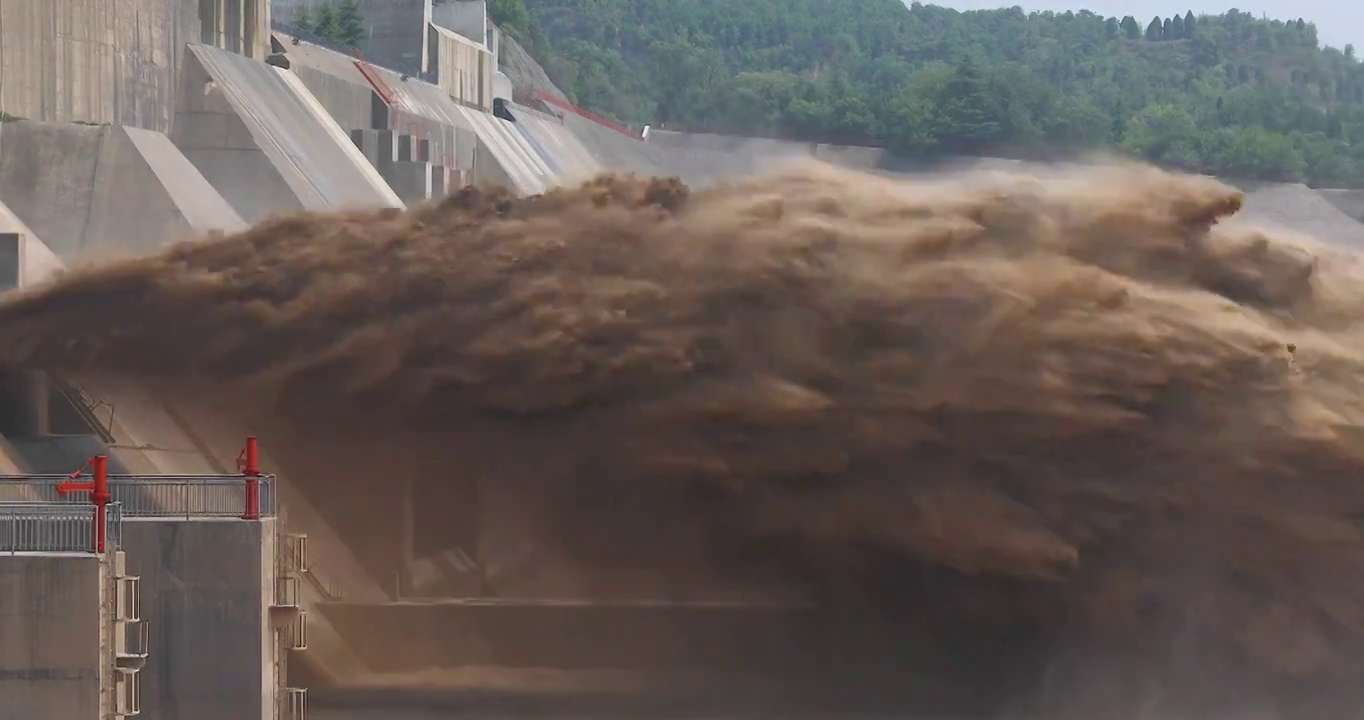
(933, 56), (1004, 154)
(1146, 16), (1163, 40)
(519, 0), (1364, 185)
(488, 0), (533, 38)
(294, 4), (314, 33)
(1046, 96), (1112, 144)
(334, 0), (366, 48)
(649, 39), (725, 125)
(1120, 16), (1141, 40)
(313, 3), (341, 43)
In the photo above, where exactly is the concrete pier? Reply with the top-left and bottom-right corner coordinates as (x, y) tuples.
(0, 502), (143, 720)
(121, 516), (306, 720)
(0, 555), (106, 718)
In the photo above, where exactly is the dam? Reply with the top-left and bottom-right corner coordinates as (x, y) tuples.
(4, 1), (1364, 719)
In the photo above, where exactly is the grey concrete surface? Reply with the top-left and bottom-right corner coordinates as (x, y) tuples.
(273, 0), (428, 75)
(59, 384), (384, 686)
(6, 435), (122, 475)
(1319, 188), (1364, 223)
(0, 0), (268, 131)
(0, 554), (105, 720)
(560, 114), (685, 179)
(431, 0), (485, 45)
(175, 44), (403, 223)
(0, 199), (60, 286)
(0, 121), (246, 261)
(1225, 182), (1364, 250)
(292, 65), (382, 133)
(509, 106), (602, 184)
(429, 23), (494, 111)
(385, 160), (437, 203)
(281, 37), (572, 193)
(457, 105), (552, 191)
(0, 0), (197, 131)
(121, 518), (278, 720)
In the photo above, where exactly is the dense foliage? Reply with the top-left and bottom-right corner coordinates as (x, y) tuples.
(490, 0), (1364, 186)
(293, 0), (367, 49)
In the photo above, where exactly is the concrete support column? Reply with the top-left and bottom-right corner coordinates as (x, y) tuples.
(431, 165), (449, 198)
(0, 371), (51, 438)
(20, 372), (50, 437)
(381, 161), (434, 204)
(0, 233), (20, 290)
(350, 129), (400, 173)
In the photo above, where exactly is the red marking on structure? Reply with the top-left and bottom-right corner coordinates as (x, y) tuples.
(59, 455), (110, 553)
(352, 51), (398, 106)
(529, 91), (639, 140)
(236, 436), (261, 520)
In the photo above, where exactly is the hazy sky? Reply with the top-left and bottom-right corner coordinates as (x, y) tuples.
(927, 0), (1364, 49)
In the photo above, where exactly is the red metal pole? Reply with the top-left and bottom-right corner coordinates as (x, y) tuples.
(241, 436), (260, 521)
(91, 455), (109, 553)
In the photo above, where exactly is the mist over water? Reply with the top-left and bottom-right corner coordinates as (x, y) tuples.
(4, 160), (1364, 717)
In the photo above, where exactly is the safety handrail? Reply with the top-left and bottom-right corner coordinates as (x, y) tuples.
(0, 501), (122, 554)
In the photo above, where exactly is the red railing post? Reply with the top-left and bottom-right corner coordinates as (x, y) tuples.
(91, 456), (109, 553)
(239, 436), (261, 520)
(59, 455), (110, 553)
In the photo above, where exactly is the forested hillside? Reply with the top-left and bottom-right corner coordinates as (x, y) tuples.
(488, 0), (1364, 186)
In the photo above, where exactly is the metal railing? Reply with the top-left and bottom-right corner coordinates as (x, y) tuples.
(116, 576), (142, 622)
(526, 90), (640, 139)
(301, 563), (344, 601)
(118, 618), (150, 660)
(115, 668), (141, 716)
(283, 687), (307, 720)
(0, 475), (276, 519)
(0, 502), (122, 554)
(51, 377), (118, 444)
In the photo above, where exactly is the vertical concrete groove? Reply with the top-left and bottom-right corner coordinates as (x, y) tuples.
(76, 127), (105, 257)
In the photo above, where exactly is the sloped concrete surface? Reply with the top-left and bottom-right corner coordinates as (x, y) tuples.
(456, 106), (552, 192)
(0, 121), (244, 261)
(509, 107), (602, 184)
(0, 438), (24, 473)
(1232, 182), (1364, 250)
(0, 198), (60, 285)
(122, 127), (248, 236)
(0, 125), (378, 681)
(280, 38), (600, 194)
(176, 44), (402, 222)
(1318, 188), (1364, 224)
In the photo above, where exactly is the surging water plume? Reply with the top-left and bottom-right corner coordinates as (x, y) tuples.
(4, 161), (1364, 716)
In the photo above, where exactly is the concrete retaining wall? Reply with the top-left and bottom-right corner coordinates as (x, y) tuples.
(0, 121), (245, 261)
(0, 200), (61, 287)
(0, 0), (269, 132)
(292, 65), (381, 133)
(121, 518), (276, 720)
(279, 37), (496, 193)
(0, 555), (105, 719)
(174, 44), (402, 222)
(430, 24), (493, 112)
